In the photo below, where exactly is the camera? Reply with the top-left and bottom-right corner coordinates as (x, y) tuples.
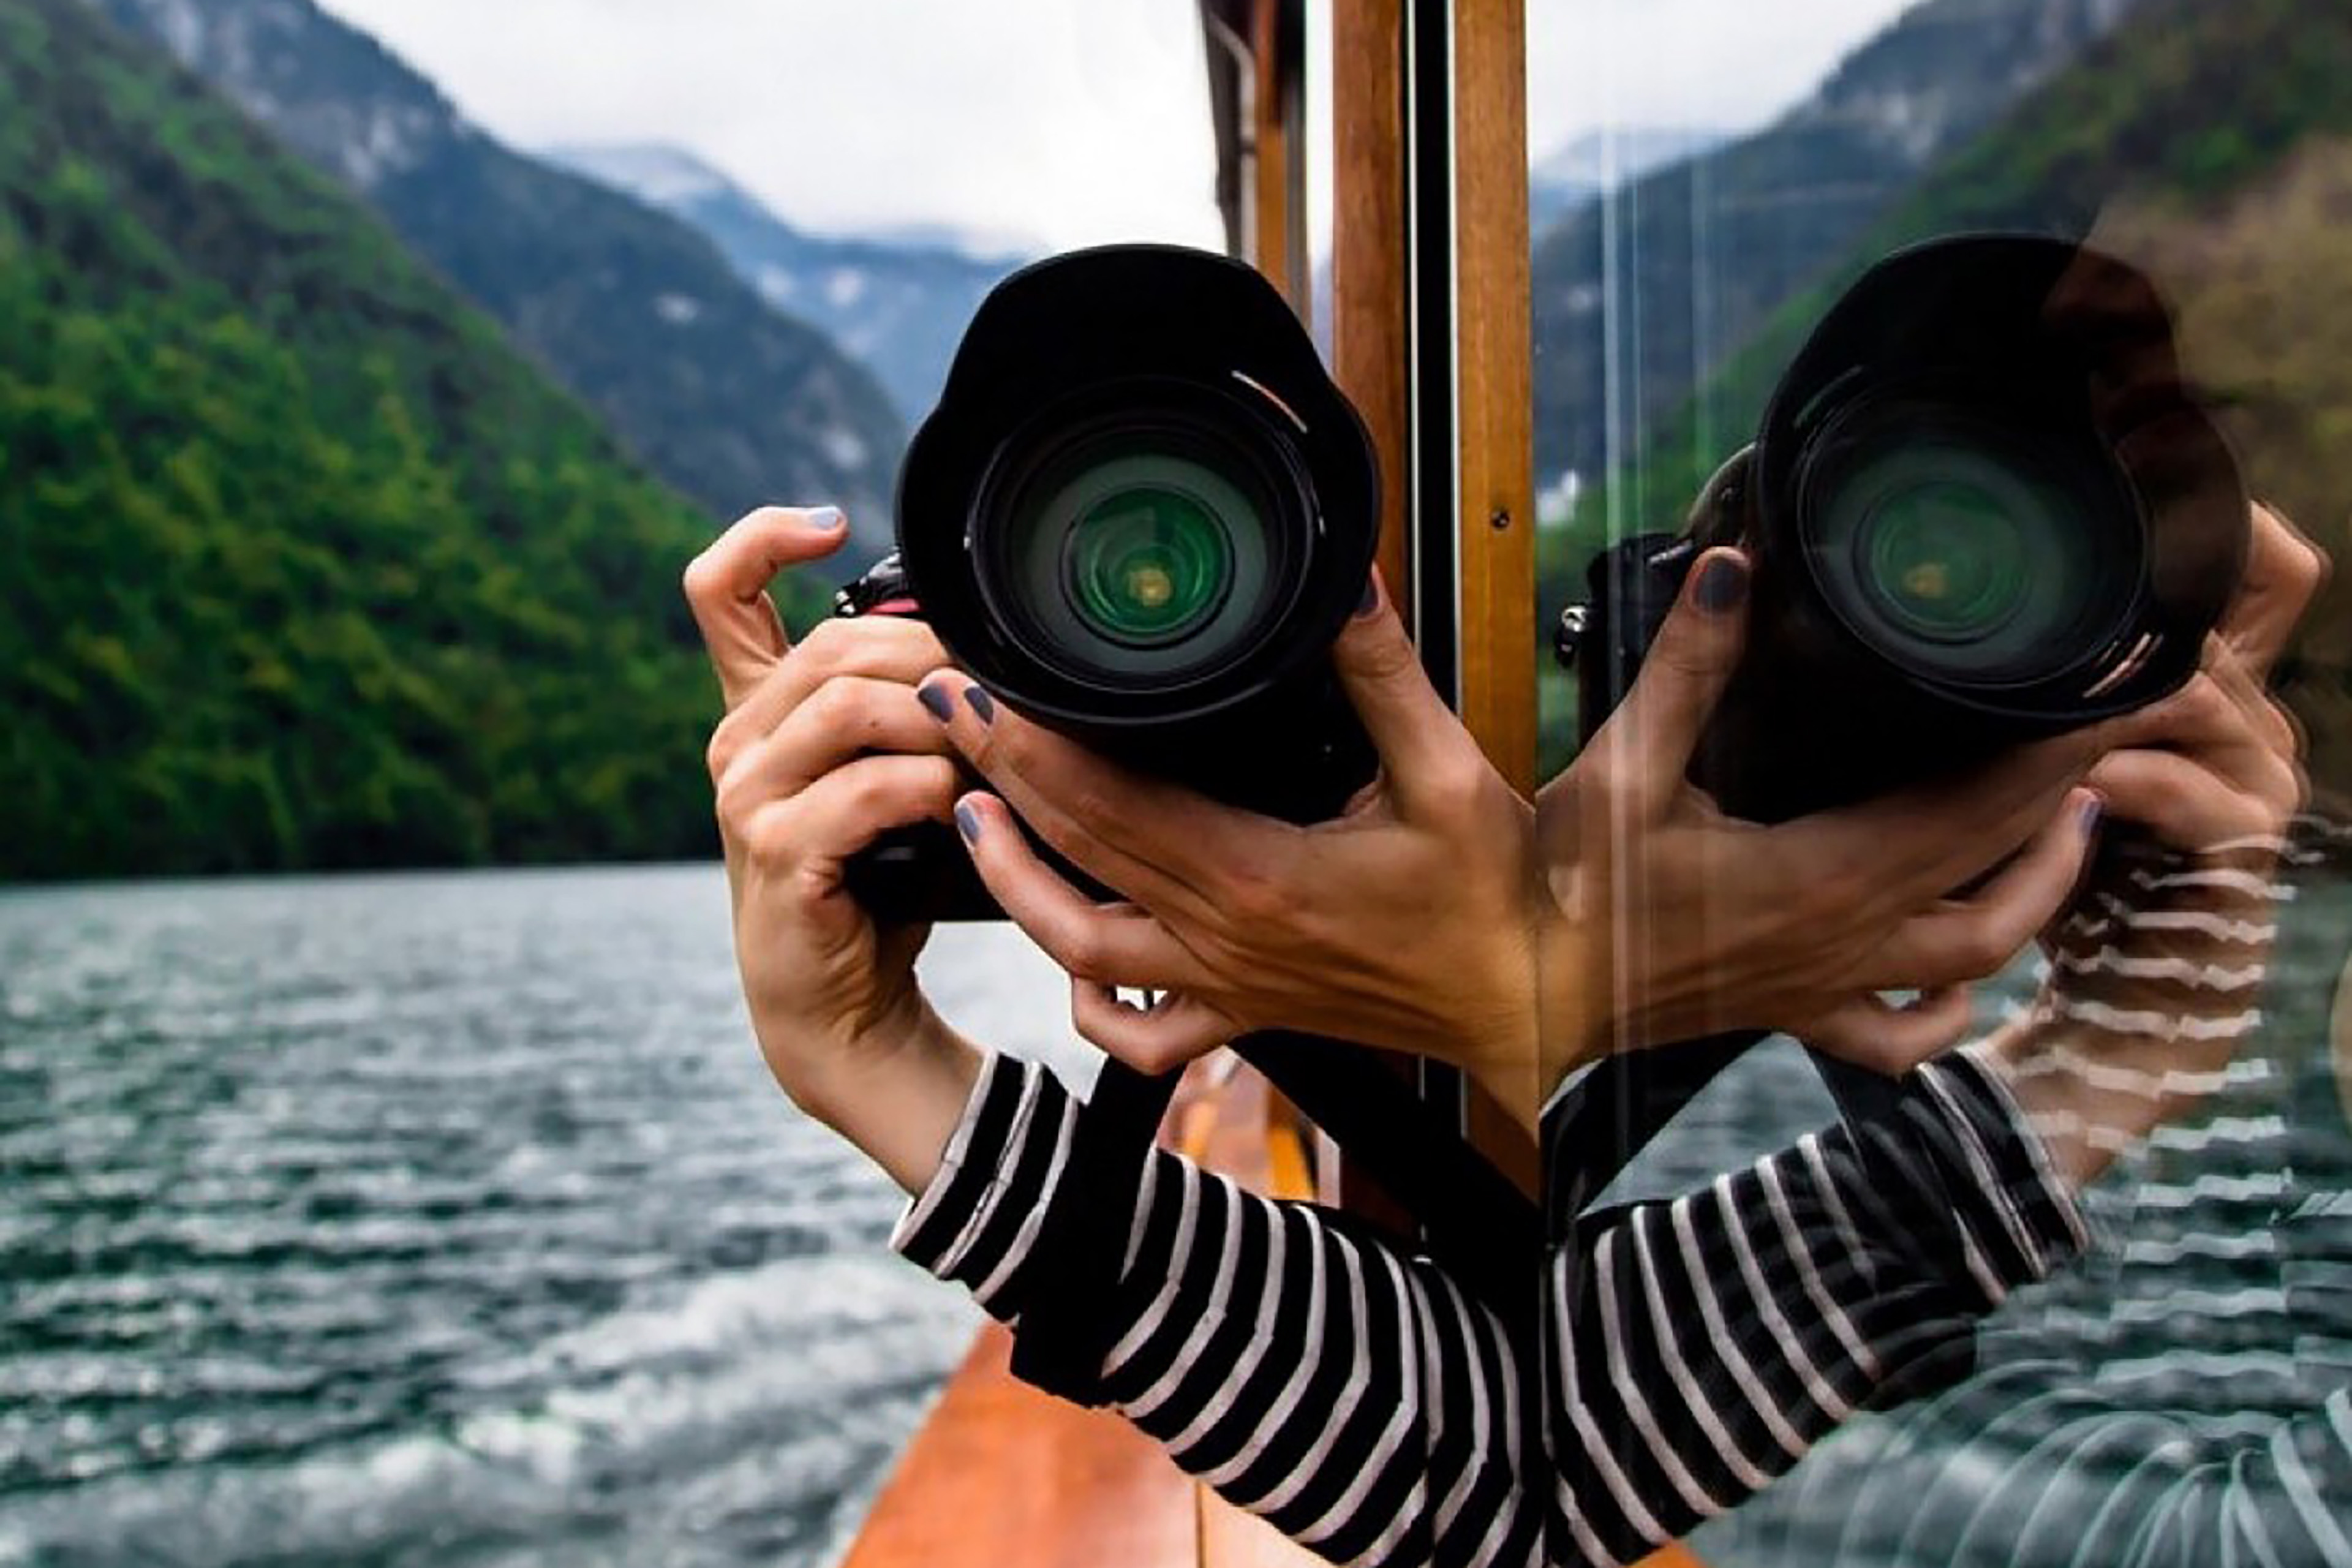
(1564, 234), (2248, 823)
(840, 245), (1382, 921)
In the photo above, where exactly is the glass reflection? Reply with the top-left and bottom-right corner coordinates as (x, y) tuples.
(1532, 0), (2351, 1562)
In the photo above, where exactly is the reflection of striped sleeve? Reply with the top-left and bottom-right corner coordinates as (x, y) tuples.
(892, 1048), (2084, 1568)
(1548, 1047), (2087, 1567)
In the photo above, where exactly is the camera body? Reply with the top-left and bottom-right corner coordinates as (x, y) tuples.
(1564, 235), (2247, 823)
(843, 246), (1382, 922)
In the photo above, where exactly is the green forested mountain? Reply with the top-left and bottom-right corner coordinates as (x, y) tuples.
(1547, 0), (2352, 788)
(0, 0), (820, 879)
(91, 0), (908, 557)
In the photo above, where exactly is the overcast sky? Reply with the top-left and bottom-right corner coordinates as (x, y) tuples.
(313, 0), (1917, 254)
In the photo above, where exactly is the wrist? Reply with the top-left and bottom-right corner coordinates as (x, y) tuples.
(786, 1005), (986, 1197)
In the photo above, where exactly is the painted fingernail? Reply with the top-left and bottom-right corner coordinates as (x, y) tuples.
(807, 505), (846, 532)
(1694, 554), (1748, 614)
(1356, 574), (1381, 617)
(917, 683), (954, 723)
(954, 801), (982, 844)
(2078, 795), (2104, 834)
(964, 685), (995, 723)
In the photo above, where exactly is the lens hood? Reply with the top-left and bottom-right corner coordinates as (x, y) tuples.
(895, 246), (1379, 734)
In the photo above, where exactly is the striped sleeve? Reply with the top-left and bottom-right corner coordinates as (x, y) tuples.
(891, 1047), (2087, 1568)
(891, 1053), (1544, 1568)
(1545, 1048), (2092, 1567)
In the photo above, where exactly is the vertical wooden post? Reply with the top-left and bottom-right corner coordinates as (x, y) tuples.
(1330, 0), (1411, 605)
(1452, 0), (1537, 797)
(1449, 0), (1540, 1178)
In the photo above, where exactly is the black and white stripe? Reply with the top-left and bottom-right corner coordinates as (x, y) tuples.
(892, 1047), (2081, 1567)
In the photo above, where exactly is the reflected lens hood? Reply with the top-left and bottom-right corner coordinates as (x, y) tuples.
(1752, 234), (2246, 727)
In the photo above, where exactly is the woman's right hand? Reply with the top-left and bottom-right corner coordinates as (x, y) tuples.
(684, 505), (980, 1191)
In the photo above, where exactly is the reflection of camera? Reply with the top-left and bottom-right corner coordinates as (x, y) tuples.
(842, 246), (1381, 921)
(1565, 235), (2247, 822)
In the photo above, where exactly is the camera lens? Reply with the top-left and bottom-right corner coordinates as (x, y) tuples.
(978, 407), (1301, 688)
(1861, 477), (2030, 640)
(1065, 481), (1235, 646)
(1800, 398), (2137, 687)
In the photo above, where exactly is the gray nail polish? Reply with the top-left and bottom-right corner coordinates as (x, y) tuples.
(918, 684), (954, 723)
(2078, 796), (2104, 834)
(954, 801), (982, 844)
(807, 505), (845, 532)
(1694, 556), (1748, 614)
(964, 685), (995, 724)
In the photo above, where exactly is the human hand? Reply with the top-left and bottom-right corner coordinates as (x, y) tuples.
(914, 571), (1544, 1123)
(1993, 503), (2319, 1185)
(684, 505), (979, 1189)
(1537, 546), (2128, 1083)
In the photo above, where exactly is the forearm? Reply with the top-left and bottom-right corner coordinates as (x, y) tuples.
(893, 1054), (1541, 1568)
(1985, 839), (2282, 1189)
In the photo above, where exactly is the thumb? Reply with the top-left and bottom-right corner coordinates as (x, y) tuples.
(1591, 546), (1751, 806)
(1329, 568), (1483, 805)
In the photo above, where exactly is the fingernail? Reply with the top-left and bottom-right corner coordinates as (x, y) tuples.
(1356, 573), (1381, 617)
(917, 684), (954, 723)
(954, 801), (982, 844)
(964, 685), (995, 724)
(807, 505), (845, 532)
(2078, 794), (2104, 834)
(1693, 554), (1748, 614)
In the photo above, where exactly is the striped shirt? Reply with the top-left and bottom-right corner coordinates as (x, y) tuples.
(891, 1044), (2086, 1568)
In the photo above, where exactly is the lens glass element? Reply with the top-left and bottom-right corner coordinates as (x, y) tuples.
(1861, 478), (2032, 642)
(985, 422), (1295, 687)
(1066, 484), (1234, 646)
(1803, 409), (2137, 685)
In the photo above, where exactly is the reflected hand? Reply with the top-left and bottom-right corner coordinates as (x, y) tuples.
(1995, 503), (2320, 1185)
(1537, 546), (2119, 1083)
(684, 505), (979, 1189)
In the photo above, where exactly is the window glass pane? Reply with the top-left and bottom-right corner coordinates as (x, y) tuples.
(1529, 2), (2351, 1562)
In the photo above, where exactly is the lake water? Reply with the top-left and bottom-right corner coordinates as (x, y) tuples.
(0, 866), (1091, 1568)
(6, 863), (2349, 1566)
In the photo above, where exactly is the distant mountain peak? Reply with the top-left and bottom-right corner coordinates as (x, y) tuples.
(547, 142), (1027, 421)
(1530, 126), (1727, 190)
(91, 0), (907, 549)
(1527, 126), (1730, 233)
(548, 141), (740, 211)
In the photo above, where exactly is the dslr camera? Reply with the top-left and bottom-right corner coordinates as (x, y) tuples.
(839, 246), (1382, 921)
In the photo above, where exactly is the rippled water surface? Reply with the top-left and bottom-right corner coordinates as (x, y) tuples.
(0, 867), (1085, 1568)
(9, 864), (2351, 1567)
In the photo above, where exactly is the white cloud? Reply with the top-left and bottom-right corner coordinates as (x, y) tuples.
(1525, 0), (1918, 154)
(312, 0), (1916, 255)
(312, 0), (1225, 254)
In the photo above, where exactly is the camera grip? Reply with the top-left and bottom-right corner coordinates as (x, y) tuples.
(844, 821), (1001, 924)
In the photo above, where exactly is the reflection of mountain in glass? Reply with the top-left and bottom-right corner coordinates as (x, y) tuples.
(552, 143), (1028, 426)
(1526, 127), (1728, 233)
(92, 0), (906, 552)
(1529, 0), (2144, 491)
